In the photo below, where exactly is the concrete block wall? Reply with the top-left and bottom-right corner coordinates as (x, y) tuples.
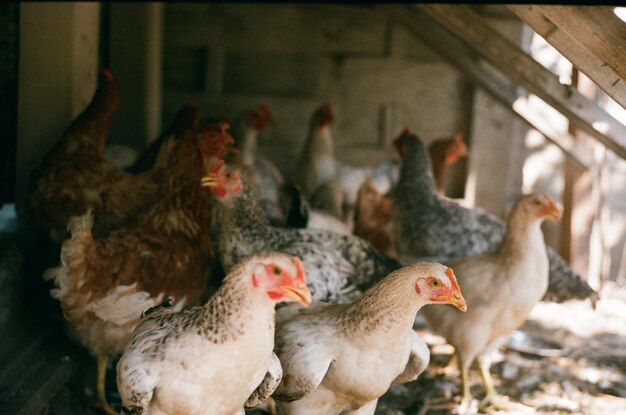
(161, 4), (470, 185)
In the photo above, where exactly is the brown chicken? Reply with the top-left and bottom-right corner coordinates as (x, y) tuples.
(26, 69), (176, 243)
(42, 124), (237, 414)
(353, 175), (395, 257)
(127, 101), (201, 174)
(428, 132), (468, 195)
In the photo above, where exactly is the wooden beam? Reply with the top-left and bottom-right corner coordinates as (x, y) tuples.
(537, 6), (626, 82)
(381, 4), (592, 170)
(414, 4), (626, 160)
(509, 5), (626, 108)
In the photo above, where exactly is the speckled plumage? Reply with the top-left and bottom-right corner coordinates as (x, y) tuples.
(116, 253), (303, 415)
(216, 174), (402, 303)
(237, 105), (285, 225)
(273, 262), (461, 415)
(392, 132), (597, 304)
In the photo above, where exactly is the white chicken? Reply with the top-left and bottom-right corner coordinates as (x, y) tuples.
(295, 103), (398, 221)
(116, 252), (312, 415)
(273, 262), (467, 415)
(421, 192), (562, 412)
(237, 104), (286, 225)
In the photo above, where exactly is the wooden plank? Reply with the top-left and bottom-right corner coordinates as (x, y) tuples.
(536, 6), (626, 82)
(381, 4), (592, 170)
(509, 5), (626, 108)
(414, 4), (626, 160)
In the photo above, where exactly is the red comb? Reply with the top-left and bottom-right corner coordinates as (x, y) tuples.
(401, 127), (411, 135)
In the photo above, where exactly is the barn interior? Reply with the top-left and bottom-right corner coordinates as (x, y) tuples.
(0, 3), (625, 414)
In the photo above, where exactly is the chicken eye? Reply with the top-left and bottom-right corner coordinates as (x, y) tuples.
(430, 279), (440, 287)
(273, 267), (281, 276)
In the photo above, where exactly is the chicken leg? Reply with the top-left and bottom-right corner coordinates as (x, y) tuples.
(477, 360), (510, 410)
(93, 355), (118, 415)
(457, 364), (473, 413)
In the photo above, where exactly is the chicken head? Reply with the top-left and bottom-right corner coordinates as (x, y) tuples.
(522, 193), (562, 220)
(393, 127), (413, 159)
(246, 104), (274, 131)
(252, 255), (312, 306)
(200, 159), (242, 198)
(197, 121), (237, 163)
(312, 103), (335, 127)
(445, 132), (468, 164)
(415, 265), (467, 312)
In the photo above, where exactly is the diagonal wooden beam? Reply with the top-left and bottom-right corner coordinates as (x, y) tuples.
(509, 5), (626, 109)
(536, 6), (626, 81)
(414, 4), (626, 160)
(381, 4), (592, 169)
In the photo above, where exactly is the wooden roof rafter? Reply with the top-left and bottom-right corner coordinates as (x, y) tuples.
(381, 4), (593, 169)
(387, 4), (626, 161)
(508, 5), (626, 110)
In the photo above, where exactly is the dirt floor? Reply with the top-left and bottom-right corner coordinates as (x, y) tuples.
(45, 282), (626, 415)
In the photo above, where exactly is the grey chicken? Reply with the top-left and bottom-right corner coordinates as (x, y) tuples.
(391, 129), (598, 305)
(203, 163), (402, 303)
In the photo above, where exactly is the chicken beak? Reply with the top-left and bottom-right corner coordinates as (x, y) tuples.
(542, 196), (562, 220)
(280, 285), (312, 307)
(448, 292), (467, 312)
(200, 174), (218, 187)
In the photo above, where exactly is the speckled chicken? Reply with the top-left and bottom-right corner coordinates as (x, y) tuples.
(26, 69), (175, 242)
(281, 183), (352, 235)
(273, 262), (467, 415)
(391, 129), (598, 305)
(42, 124), (237, 414)
(204, 158), (402, 303)
(117, 252), (312, 415)
(237, 104), (287, 225)
(422, 193), (561, 411)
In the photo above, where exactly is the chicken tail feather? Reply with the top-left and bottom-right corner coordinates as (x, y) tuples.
(44, 210), (96, 319)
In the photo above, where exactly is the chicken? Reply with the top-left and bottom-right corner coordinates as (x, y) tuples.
(26, 69), (175, 243)
(273, 261), (467, 415)
(421, 193), (561, 411)
(127, 101), (200, 174)
(42, 124), (237, 414)
(281, 183), (352, 235)
(294, 103), (399, 220)
(116, 252), (312, 415)
(391, 129), (598, 305)
(203, 156), (402, 304)
(353, 175), (395, 258)
(353, 133), (467, 257)
(427, 132), (468, 195)
(237, 104), (287, 225)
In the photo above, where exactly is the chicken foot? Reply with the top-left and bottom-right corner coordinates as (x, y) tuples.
(92, 355), (119, 415)
(477, 360), (511, 410)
